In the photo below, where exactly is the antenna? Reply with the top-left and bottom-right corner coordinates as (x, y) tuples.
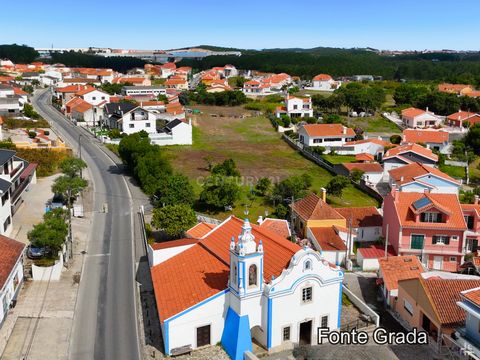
(244, 205), (249, 217)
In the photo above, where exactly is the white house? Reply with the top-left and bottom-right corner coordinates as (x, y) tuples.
(0, 235), (25, 327)
(243, 80), (270, 96)
(306, 226), (347, 266)
(151, 216), (344, 358)
(401, 107), (442, 128)
(382, 143), (438, 180)
(147, 238), (199, 267)
(298, 124), (355, 149)
(356, 245), (396, 272)
(402, 129), (450, 154)
(149, 119), (192, 146)
(340, 163), (384, 187)
(104, 103), (156, 135)
(122, 86), (167, 98)
(336, 138), (394, 157)
(70, 100), (96, 127)
(307, 74), (341, 92)
(76, 88), (110, 107)
(336, 207), (383, 243)
(388, 162), (461, 194)
(275, 95), (313, 119)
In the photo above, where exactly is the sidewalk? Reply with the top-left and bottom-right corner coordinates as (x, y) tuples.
(0, 170), (94, 359)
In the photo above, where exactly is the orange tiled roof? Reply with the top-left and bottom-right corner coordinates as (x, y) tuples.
(422, 278), (480, 327)
(335, 207), (382, 227)
(291, 193), (344, 222)
(113, 77), (146, 84)
(393, 192), (466, 229)
(447, 110), (477, 122)
(71, 99), (92, 113)
(165, 78), (187, 85)
(466, 91), (480, 98)
(355, 153), (374, 162)
(401, 107), (430, 118)
(389, 162), (459, 186)
(342, 162), (383, 173)
(151, 238), (198, 250)
(378, 255), (424, 292)
(0, 235), (25, 290)
(313, 74), (333, 81)
(259, 219), (291, 239)
(13, 87), (27, 96)
(302, 124), (355, 137)
(151, 216), (300, 321)
(462, 287), (480, 307)
(403, 129), (448, 144)
(75, 86), (98, 96)
(309, 226), (346, 251)
(438, 83), (472, 93)
(186, 222), (217, 239)
(358, 244), (396, 259)
(384, 143), (438, 162)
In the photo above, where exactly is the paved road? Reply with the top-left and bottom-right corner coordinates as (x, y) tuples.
(32, 89), (143, 360)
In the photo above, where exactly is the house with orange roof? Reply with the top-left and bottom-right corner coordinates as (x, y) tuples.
(438, 83), (474, 96)
(307, 74), (341, 92)
(256, 217), (291, 239)
(298, 123), (355, 149)
(401, 107), (442, 128)
(396, 276), (480, 346)
(306, 226), (347, 265)
(0, 234), (26, 326)
(164, 78), (188, 91)
(461, 199), (480, 257)
(336, 206), (383, 242)
(388, 162), (461, 195)
(70, 67), (114, 83)
(159, 62), (177, 78)
(382, 143), (438, 179)
(465, 91), (480, 99)
(446, 110), (480, 128)
(356, 244), (396, 271)
(340, 162), (384, 186)
(275, 94), (313, 119)
(402, 129), (450, 154)
(70, 99), (95, 126)
(377, 255), (424, 306)
(382, 189), (468, 272)
(455, 286), (480, 357)
(113, 77), (151, 87)
(75, 87), (110, 107)
(150, 216), (344, 357)
(243, 79), (271, 96)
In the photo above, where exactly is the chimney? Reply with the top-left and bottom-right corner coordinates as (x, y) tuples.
(475, 195), (479, 205)
(424, 188), (430, 194)
(426, 107), (429, 112)
(257, 216), (263, 225)
(321, 187), (327, 202)
(342, 126), (347, 135)
(400, 176), (404, 182)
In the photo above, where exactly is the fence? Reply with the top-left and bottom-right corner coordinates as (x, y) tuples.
(196, 213), (222, 225)
(283, 134), (384, 203)
(342, 284), (380, 327)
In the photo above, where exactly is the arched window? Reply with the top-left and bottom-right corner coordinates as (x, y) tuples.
(248, 264), (257, 287)
(304, 260), (312, 271)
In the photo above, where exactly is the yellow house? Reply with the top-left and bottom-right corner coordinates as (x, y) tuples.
(291, 191), (347, 237)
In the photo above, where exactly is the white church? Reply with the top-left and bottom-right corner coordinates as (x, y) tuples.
(151, 216), (344, 359)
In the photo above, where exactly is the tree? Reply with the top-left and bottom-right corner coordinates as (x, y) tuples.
(390, 134), (402, 144)
(153, 173), (195, 207)
(465, 124), (480, 155)
(108, 128), (122, 139)
(157, 94), (169, 103)
(28, 209), (69, 253)
(60, 158), (87, 178)
(200, 175), (241, 209)
(211, 158), (241, 177)
(325, 176), (349, 197)
(152, 204), (197, 238)
(255, 177), (272, 196)
(133, 147), (173, 194)
(0, 44), (39, 63)
(274, 203), (289, 219)
(52, 175), (88, 205)
(272, 174), (312, 203)
(350, 169), (365, 183)
(118, 133), (152, 169)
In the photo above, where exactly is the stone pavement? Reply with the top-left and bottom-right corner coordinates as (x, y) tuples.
(0, 169), (94, 359)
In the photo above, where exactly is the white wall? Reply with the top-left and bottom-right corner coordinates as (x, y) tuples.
(147, 244), (196, 267)
(82, 90), (110, 106)
(149, 121), (192, 146)
(354, 226), (381, 242)
(362, 172), (383, 186)
(0, 192), (13, 236)
(322, 251), (346, 266)
(0, 253), (24, 324)
(121, 110), (157, 135)
(357, 253), (380, 271)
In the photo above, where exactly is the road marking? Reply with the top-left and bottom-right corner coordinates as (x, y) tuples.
(86, 253), (110, 258)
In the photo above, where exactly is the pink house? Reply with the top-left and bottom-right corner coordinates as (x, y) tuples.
(461, 199), (480, 254)
(383, 190), (467, 272)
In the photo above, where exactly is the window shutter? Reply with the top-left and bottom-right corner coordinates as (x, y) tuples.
(437, 214), (442, 223)
(432, 236), (437, 245)
(444, 237), (450, 245)
(420, 213), (426, 222)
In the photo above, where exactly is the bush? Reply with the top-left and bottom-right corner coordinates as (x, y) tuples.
(390, 134), (402, 144)
(28, 131), (36, 139)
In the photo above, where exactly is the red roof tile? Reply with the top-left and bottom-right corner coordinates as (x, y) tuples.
(151, 238), (198, 250)
(291, 193), (345, 222)
(186, 222), (217, 239)
(0, 235), (25, 290)
(302, 124), (355, 137)
(384, 143), (438, 162)
(389, 162), (459, 186)
(313, 74), (333, 81)
(401, 107), (429, 118)
(355, 153), (374, 162)
(151, 217), (300, 321)
(422, 278), (480, 327)
(335, 207), (382, 227)
(358, 244), (396, 259)
(309, 227), (346, 251)
(342, 163), (383, 173)
(378, 255), (424, 292)
(462, 287), (480, 307)
(403, 129), (449, 144)
(259, 219), (291, 239)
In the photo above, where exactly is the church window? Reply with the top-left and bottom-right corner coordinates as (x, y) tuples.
(304, 260), (312, 271)
(282, 326), (291, 341)
(248, 264), (257, 287)
(302, 287), (313, 303)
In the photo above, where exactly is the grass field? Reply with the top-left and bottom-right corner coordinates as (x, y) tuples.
(440, 164), (466, 179)
(347, 116), (401, 134)
(163, 106), (379, 219)
(322, 155), (356, 164)
(469, 156), (480, 183)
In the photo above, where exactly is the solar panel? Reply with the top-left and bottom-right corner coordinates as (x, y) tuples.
(413, 197), (432, 210)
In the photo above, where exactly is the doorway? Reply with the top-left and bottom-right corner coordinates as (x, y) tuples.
(196, 325), (211, 347)
(299, 320), (312, 345)
(433, 256), (443, 270)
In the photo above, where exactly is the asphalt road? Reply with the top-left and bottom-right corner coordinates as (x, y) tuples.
(32, 89), (142, 360)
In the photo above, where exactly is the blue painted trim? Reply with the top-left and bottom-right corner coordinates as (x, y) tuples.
(165, 289), (228, 322)
(337, 283), (343, 328)
(268, 274), (343, 298)
(260, 258), (264, 291)
(267, 298), (272, 349)
(164, 321), (170, 355)
(237, 252), (263, 259)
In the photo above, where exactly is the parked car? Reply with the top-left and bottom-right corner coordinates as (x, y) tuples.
(27, 246), (46, 259)
(46, 193), (67, 211)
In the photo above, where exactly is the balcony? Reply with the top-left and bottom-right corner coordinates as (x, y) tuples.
(10, 161), (24, 181)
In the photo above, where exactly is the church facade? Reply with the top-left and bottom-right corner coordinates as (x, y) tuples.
(151, 216), (344, 359)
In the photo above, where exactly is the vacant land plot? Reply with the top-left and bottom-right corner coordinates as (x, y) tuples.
(322, 154), (356, 164)
(347, 116), (401, 134)
(164, 107), (378, 219)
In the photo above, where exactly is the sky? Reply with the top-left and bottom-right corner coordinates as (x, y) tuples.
(2, 0), (480, 51)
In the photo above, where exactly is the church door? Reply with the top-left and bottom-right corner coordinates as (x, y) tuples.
(299, 320), (312, 345)
(196, 325), (211, 347)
